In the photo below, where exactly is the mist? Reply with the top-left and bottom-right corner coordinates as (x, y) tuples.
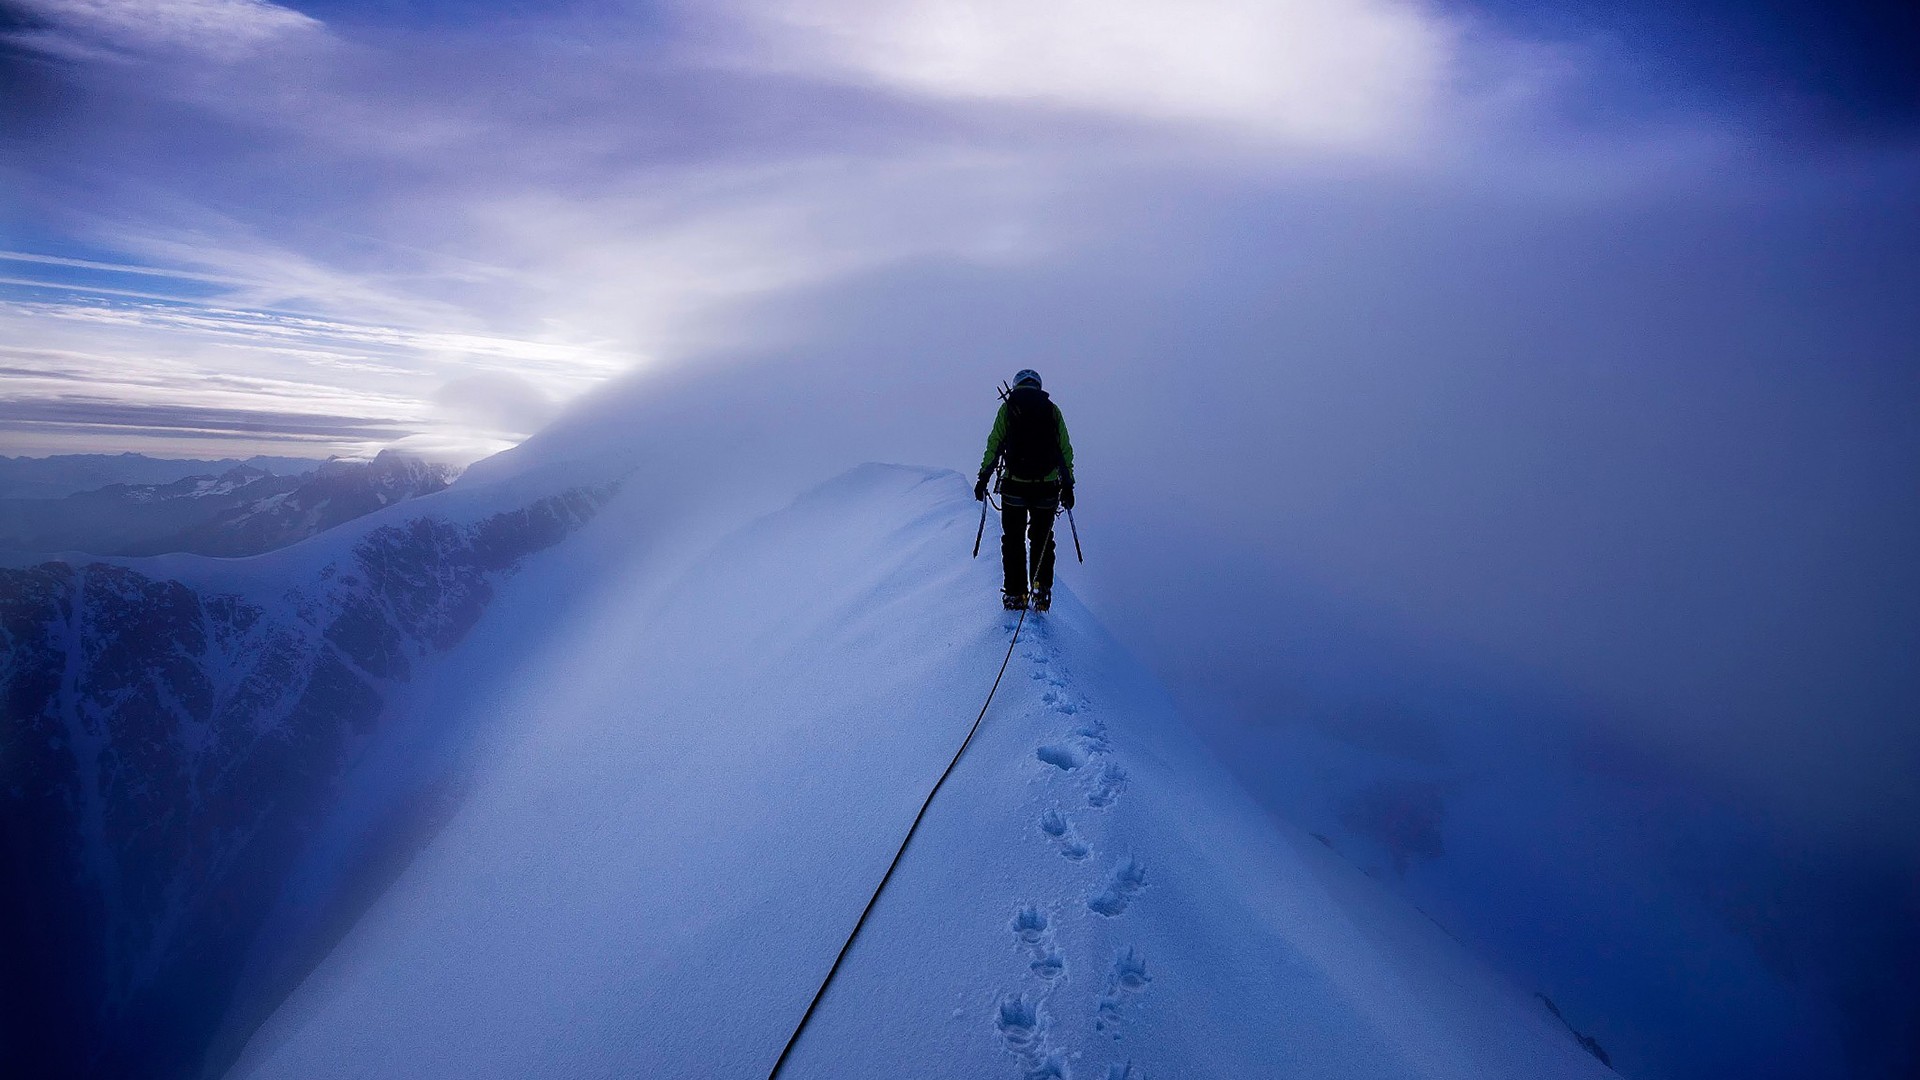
(613, 159), (1920, 846)
(489, 148), (1920, 1075)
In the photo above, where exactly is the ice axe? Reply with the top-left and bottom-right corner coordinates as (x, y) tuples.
(1066, 506), (1084, 562)
(971, 384), (1014, 560)
(972, 464), (1003, 558)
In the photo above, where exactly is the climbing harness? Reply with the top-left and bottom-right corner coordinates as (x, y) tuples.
(974, 469), (1083, 568)
(765, 605), (1030, 1078)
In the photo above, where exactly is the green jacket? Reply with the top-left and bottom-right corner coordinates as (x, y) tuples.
(980, 400), (1074, 483)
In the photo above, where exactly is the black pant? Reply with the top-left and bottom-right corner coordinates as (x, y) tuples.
(1000, 479), (1059, 594)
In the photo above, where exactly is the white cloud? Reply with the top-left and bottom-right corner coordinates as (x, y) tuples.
(0, 250), (252, 286)
(444, 149), (1064, 359)
(717, 0), (1456, 147)
(13, 0), (320, 59)
(430, 371), (560, 446)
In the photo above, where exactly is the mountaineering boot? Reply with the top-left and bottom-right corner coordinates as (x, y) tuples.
(1003, 590), (1029, 611)
(1031, 589), (1051, 612)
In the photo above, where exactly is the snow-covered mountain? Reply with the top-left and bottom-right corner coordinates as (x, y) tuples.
(0, 451), (459, 557)
(176, 452), (463, 557)
(6, 366), (1631, 1080)
(219, 462), (1614, 1080)
(0, 469), (615, 1080)
(0, 454), (323, 500)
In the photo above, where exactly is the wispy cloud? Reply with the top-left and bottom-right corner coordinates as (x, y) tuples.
(0, 284), (619, 459)
(0, 397), (415, 441)
(9, 0), (319, 61)
(0, 249), (251, 284)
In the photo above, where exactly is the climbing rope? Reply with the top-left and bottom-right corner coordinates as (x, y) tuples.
(765, 606), (1029, 1078)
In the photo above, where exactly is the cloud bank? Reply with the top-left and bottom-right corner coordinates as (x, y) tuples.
(0, 0), (1527, 459)
(717, 0), (1455, 145)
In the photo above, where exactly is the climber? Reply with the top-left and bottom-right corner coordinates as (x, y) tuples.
(975, 369), (1074, 611)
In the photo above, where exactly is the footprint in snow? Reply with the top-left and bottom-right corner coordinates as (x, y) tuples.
(1086, 763), (1128, 808)
(1041, 689), (1079, 715)
(996, 994), (1043, 1050)
(1012, 906), (1051, 945)
(1072, 720), (1110, 755)
(1036, 744), (1087, 771)
(1033, 675), (1070, 694)
(1038, 807), (1068, 836)
(1089, 856), (1147, 917)
(1030, 949), (1065, 980)
(1011, 905), (1066, 979)
(1096, 947), (1152, 1034)
(1038, 807), (1090, 860)
(995, 994), (1068, 1079)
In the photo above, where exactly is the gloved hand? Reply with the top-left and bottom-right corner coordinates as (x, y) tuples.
(974, 473), (990, 501)
(1061, 483), (1075, 510)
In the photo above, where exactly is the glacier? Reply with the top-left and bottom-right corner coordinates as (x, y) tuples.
(223, 462), (1614, 1079)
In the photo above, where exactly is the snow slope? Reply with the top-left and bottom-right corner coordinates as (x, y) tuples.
(228, 463), (1614, 1080)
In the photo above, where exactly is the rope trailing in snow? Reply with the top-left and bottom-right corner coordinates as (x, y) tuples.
(766, 606), (1029, 1078)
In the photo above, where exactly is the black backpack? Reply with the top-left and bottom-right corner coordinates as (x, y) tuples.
(1001, 385), (1063, 479)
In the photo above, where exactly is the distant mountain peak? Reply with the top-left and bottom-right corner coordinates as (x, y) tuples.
(0, 452), (463, 558)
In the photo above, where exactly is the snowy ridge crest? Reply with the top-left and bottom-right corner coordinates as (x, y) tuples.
(219, 463), (1616, 1080)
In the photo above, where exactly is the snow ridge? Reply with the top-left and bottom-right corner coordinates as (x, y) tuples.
(227, 464), (1614, 1080)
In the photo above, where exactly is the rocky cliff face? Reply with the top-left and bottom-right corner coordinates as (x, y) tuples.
(0, 485), (612, 1079)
